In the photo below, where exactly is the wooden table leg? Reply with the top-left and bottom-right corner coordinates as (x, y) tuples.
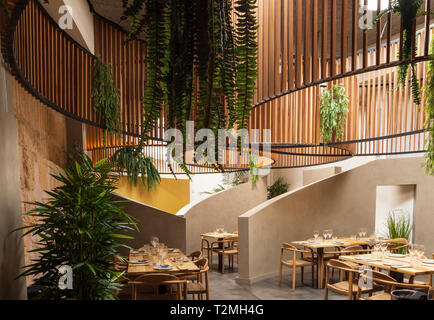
(218, 239), (223, 272)
(317, 248), (325, 289)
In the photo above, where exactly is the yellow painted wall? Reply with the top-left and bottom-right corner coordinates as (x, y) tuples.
(116, 177), (190, 214)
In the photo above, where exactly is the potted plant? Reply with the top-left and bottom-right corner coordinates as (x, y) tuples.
(17, 153), (137, 300)
(267, 178), (290, 200)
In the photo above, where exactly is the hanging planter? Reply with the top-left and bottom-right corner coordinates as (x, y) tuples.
(373, 0), (431, 105)
(119, 0), (259, 176)
(319, 84), (349, 146)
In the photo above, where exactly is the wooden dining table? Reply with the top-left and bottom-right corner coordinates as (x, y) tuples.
(127, 246), (200, 276)
(292, 238), (378, 289)
(339, 254), (434, 285)
(201, 232), (238, 271)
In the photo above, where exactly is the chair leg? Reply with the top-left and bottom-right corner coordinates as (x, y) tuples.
(292, 267), (296, 292)
(311, 265), (315, 288)
(324, 266), (329, 300)
(301, 267), (304, 285)
(279, 263), (283, 285)
(221, 254), (225, 274)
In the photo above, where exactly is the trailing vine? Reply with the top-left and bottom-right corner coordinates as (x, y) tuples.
(120, 0), (259, 176)
(0, 0), (9, 15)
(91, 57), (121, 145)
(423, 39), (434, 175)
(373, 0), (430, 105)
(319, 84), (349, 146)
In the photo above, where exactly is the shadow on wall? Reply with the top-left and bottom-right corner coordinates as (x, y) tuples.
(113, 194), (187, 256)
(237, 157), (434, 285)
(181, 177), (269, 254)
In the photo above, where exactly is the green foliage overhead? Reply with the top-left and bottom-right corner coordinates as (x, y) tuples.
(384, 210), (412, 254)
(267, 178), (289, 200)
(0, 0), (9, 16)
(423, 39), (434, 175)
(91, 57), (121, 140)
(17, 154), (137, 300)
(121, 0), (259, 170)
(112, 146), (161, 190)
(373, 0), (429, 105)
(319, 84), (349, 146)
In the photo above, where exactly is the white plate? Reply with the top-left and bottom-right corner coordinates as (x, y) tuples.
(383, 261), (407, 267)
(168, 249), (180, 253)
(421, 259), (434, 265)
(355, 256), (379, 261)
(153, 265), (173, 270)
(130, 260), (148, 264)
(387, 253), (407, 258)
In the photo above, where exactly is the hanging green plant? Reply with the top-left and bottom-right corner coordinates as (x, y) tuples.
(320, 84), (349, 146)
(267, 178), (290, 200)
(0, 0), (10, 15)
(373, 0), (430, 105)
(91, 56), (122, 143)
(16, 154), (137, 300)
(112, 146), (161, 190)
(423, 39), (434, 175)
(121, 0), (259, 173)
(249, 153), (259, 187)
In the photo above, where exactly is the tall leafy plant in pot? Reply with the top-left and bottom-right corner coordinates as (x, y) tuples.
(17, 154), (137, 300)
(320, 84), (349, 146)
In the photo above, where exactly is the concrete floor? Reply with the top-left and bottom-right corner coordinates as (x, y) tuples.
(207, 265), (345, 300)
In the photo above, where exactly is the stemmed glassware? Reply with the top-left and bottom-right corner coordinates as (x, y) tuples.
(313, 230), (319, 241)
(323, 230), (328, 240)
(328, 229), (334, 240)
(150, 236), (159, 248)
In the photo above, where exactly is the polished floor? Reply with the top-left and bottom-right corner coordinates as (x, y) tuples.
(207, 266), (344, 300)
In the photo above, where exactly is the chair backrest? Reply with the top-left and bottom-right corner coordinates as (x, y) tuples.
(130, 273), (186, 300)
(327, 259), (358, 273)
(429, 287), (434, 300)
(195, 258), (209, 272)
(340, 245), (366, 255)
(189, 251), (203, 261)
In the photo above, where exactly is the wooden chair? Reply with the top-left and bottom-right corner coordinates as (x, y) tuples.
(357, 270), (431, 300)
(129, 274), (187, 300)
(332, 245), (370, 281)
(201, 235), (212, 261)
(188, 251), (203, 261)
(178, 251), (204, 282)
(279, 243), (317, 291)
(381, 238), (410, 253)
(210, 237), (239, 273)
(186, 258), (210, 300)
(324, 259), (374, 300)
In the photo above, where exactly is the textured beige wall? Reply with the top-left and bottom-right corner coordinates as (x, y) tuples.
(303, 166), (342, 186)
(0, 61), (27, 299)
(14, 82), (68, 286)
(183, 177), (268, 254)
(114, 194), (186, 255)
(238, 157), (434, 284)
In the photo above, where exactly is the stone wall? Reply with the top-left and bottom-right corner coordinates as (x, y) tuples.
(13, 82), (68, 284)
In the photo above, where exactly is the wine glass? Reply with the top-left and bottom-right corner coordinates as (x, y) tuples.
(415, 244), (425, 262)
(408, 244), (417, 266)
(380, 242), (389, 259)
(313, 230), (319, 241)
(360, 228), (367, 238)
(323, 230), (328, 240)
(150, 236), (159, 248)
(328, 229), (334, 239)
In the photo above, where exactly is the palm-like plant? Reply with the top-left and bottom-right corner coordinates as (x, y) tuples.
(373, 0), (430, 105)
(17, 154), (137, 300)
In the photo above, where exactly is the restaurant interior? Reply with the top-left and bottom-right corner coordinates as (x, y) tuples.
(0, 0), (434, 301)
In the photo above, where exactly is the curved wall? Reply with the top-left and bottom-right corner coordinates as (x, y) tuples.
(182, 178), (269, 254)
(238, 157), (434, 284)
